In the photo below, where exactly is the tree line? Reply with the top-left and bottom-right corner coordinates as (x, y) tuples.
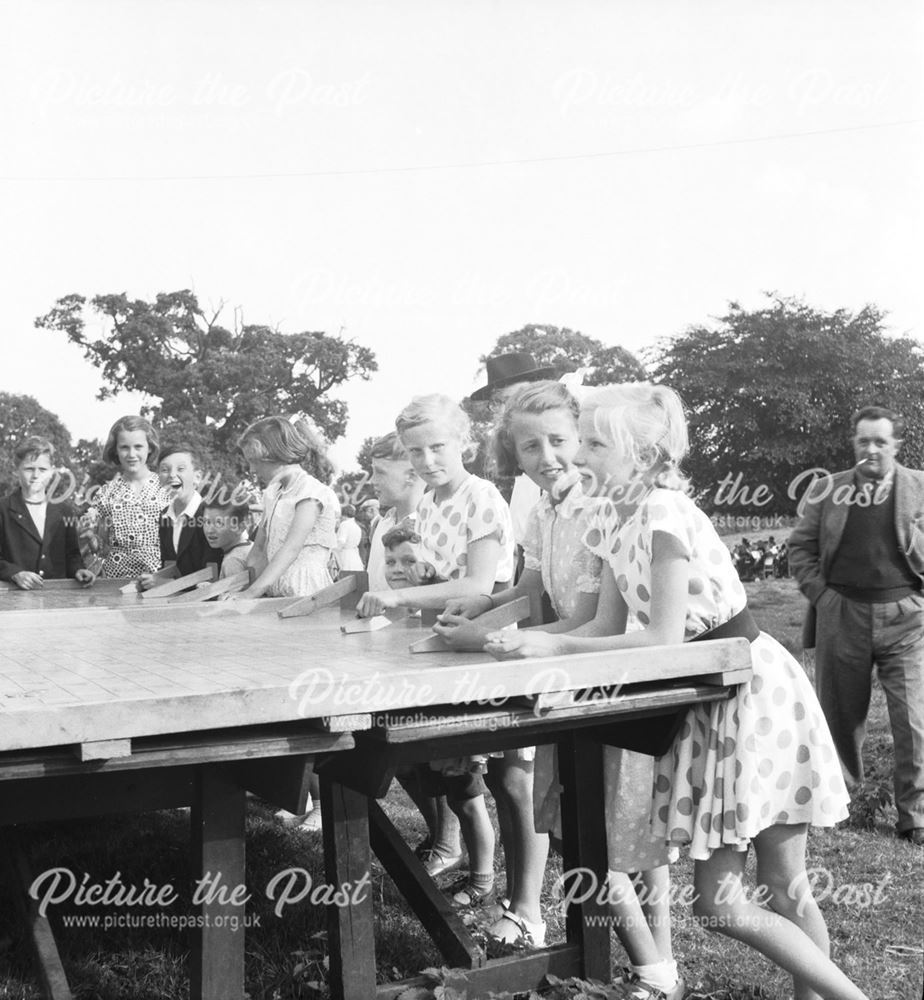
(0, 289), (918, 515)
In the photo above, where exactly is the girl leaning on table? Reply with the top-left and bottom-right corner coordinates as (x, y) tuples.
(82, 415), (171, 578)
(433, 379), (678, 970)
(356, 393), (516, 923)
(232, 414), (340, 832)
(485, 383), (865, 1000)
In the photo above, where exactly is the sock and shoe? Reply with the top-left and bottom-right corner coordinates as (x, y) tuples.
(414, 835), (464, 877)
(446, 870), (496, 908)
(613, 961), (684, 1000)
(273, 794), (322, 831)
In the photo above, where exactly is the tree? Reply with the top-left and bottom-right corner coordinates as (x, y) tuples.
(36, 290), (378, 483)
(355, 436), (378, 477)
(649, 294), (924, 515)
(0, 393), (72, 494)
(480, 324), (645, 385)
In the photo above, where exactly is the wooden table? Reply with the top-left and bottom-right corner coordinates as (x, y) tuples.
(0, 579), (751, 999)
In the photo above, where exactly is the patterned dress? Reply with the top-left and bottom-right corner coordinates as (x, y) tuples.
(529, 484), (677, 871)
(416, 474), (515, 776)
(416, 474), (515, 585)
(85, 473), (171, 578)
(260, 466), (339, 598)
(584, 488), (849, 860)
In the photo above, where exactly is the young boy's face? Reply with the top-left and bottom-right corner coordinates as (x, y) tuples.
(384, 540), (421, 588)
(17, 453), (55, 500)
(203, 510), (244, 551)
(371, 458), (415, 508)
(158, 452), (202, 507)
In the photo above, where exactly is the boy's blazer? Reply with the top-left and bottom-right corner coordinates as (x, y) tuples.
(0, 490), (85, 581)
(788, 462), (924, 645)
(159, 500), (221, 577)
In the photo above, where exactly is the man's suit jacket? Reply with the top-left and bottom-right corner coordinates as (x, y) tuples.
(159, 501), (221, 577)
(788, 462), (924, 645)
(0, 490), (85, 581)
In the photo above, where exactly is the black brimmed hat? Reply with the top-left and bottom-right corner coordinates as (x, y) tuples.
(470, 352), (560, 402)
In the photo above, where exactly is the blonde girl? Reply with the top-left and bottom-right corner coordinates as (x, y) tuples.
(83, 415), (170, 578)
(436, 381), (677, 974)
(234, 415), (339, 600)
(486, 384), (864, 1000)
(358, 394), (515, 913)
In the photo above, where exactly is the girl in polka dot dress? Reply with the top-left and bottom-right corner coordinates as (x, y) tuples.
(486, 385), (865, 1000)
(433, 381), (602, 950)
(357, 394), (515, 914)
(83, 416), (171, 578)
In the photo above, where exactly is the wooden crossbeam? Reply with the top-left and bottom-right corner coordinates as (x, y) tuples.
(277, 575), (358, 619)
(140, 565), (217, 599)
(0, 837), (73, 999)
(409, 595), (531, 654)
(167, 569), (252, 604)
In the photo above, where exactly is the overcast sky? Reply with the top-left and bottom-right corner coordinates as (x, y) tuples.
(1, 0), (921, 472)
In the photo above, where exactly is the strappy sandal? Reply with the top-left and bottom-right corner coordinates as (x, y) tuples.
(487, 907), (547, 948)
(445, 876), (496, 910)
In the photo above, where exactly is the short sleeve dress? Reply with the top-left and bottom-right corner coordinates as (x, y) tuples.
(528, 484), (677, 871)
(260, 466), (340, 598)
(85, 473), (171, 578)
(416, 474), (515, 585)
(584, 488), (850, 861)
(416, 474), (515, 776)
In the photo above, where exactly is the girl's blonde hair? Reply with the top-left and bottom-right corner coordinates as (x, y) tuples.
(238, 415), (333, 481)
(583, 383), (690, 491)
(491, 380), (580, 478)
(395, 395), (476, 462)
(102, 415), (159, 467)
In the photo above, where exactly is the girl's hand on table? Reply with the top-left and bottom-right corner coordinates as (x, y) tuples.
(432, 613), (490, 651)
(136, 573), (155, 592)
(484, 629), (565, 660)
(11, 571), (44, 591)
(74, 569), (96, 588)
(356, 590), (399, 617)
(442, 595), (492, 619)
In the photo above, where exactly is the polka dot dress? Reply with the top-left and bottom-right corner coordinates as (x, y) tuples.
(416, 474), (515, 585)
(86, 473), (171, 577)
(584, 488), (849, 860)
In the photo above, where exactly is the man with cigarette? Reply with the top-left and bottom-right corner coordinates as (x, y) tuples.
(789, 405), (924, 844)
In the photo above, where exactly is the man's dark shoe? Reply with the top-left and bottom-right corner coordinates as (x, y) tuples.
(898, 828), (924, 845)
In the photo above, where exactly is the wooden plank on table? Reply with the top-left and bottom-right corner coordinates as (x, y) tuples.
(0, 837), (73, 1000)
(190, 765), (246, 1000)
(120, 564), (176, 594)
(78, 738), (132, 762)
(277, 575), (358, 619)
(340, 615), (390, 634)
(368, 800), (483, 969)
(409, 596), (531, 654)
(141, 565), (217, 599)
(322, 774), (377, 1000)
(167, 569), (252, 604)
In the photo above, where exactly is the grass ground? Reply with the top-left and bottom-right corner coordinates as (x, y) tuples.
(0, 578), (921, 999)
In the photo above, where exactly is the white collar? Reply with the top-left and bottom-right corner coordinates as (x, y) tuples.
(166, 491), (202, 523)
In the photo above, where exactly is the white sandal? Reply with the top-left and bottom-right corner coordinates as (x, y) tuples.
(487, 907), (547, 948)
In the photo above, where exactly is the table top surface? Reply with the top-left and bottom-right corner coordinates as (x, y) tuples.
(0, 581), (750, 753)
